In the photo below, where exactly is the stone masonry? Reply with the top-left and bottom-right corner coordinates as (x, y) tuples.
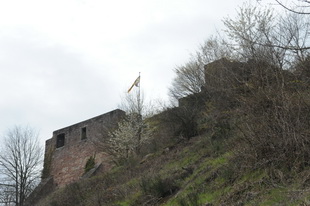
(43, 109), (126, 187)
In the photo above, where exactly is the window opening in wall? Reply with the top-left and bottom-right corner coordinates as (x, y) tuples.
(56, 133), (65, 148)
(81, 127), (87, 140)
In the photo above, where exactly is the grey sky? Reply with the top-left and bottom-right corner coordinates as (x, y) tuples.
(0, 0), (257, 145)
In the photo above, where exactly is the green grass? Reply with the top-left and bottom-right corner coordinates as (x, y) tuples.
(259, 188), (288, 206)
(114, 191), (142, 206)
(37, 134), (310, 206)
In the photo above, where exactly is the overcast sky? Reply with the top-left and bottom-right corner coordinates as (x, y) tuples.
(0, 0), (263, 146)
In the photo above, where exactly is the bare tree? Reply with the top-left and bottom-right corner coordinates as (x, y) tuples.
(196, 35), (235, 65)
(223, 2), (310, 66)
(169, 59), (205, 100)
(0, 184), (15, 206)
(119, 89), (144, 116)
(0, 126), (43, 206)
(223, 5), (280, 63)
(169, 2), (308, 103)
(221, 3), (310, 174)
(272, 0), (310, 14)
(169, 36), (233, 101)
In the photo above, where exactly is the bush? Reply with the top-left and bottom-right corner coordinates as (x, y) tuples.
(178, 192), (201, 206)
(140, 175), (179, 199)
(84, 156), (95, 174)
(236, 83), (310, 173)
(159, 105), (201, 140)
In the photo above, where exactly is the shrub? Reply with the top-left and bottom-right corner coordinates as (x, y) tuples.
(140, 175), (179, 199)
(236, 83), (310, 174)
(178, 192), (201, 206)
(84, 156), (95, 174)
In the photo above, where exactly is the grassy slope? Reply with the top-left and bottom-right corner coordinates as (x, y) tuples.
(37, 130), (310, 206)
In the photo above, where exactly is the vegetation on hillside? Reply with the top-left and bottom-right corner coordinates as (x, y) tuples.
(35, 2), (310, 206)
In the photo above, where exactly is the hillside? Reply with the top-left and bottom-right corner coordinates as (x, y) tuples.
(35, 131), (310, 206)
(33, 58), (310, 206)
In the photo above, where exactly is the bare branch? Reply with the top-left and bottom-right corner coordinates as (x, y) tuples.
(275, 0), (310, 14)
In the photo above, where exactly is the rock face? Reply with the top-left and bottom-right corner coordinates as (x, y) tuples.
(43, 109), (126, 187)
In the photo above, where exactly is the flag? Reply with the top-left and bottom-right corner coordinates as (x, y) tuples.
(127, 76), (140, 93)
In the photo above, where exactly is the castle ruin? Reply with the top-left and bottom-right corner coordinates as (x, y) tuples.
(43, 109), (126, 187)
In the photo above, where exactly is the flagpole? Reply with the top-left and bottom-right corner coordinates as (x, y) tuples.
(127, 73), (141, 115)
(138, 72), (141, 116)
(137, 72), (142, 154)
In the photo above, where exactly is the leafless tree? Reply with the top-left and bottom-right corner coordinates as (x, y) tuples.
(0, 126), (43, 206)
(196, 35), (235, 65)
(268, 0), (310, 14)
(169, 36), (233, 101)
(120, 79), (162, 116)
(169, 2), (308, 103)
(221, 3), (310, 174)
(0, 184), (15, 206)
(169, 59), (204, 100)
(223, 2), (310, 67)
(119, 90), (142, 115)
(224, 5), (281, 64)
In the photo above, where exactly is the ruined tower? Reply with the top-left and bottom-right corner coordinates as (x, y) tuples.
(42, 109), (126, 187)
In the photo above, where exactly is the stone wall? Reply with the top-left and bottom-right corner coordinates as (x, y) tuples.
(44, 109), (125, 187)
(204, 58), (248, 91)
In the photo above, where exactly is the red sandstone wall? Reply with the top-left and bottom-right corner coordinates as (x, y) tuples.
(51, 141), (102, 186)
(44, 109), (125, 187)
